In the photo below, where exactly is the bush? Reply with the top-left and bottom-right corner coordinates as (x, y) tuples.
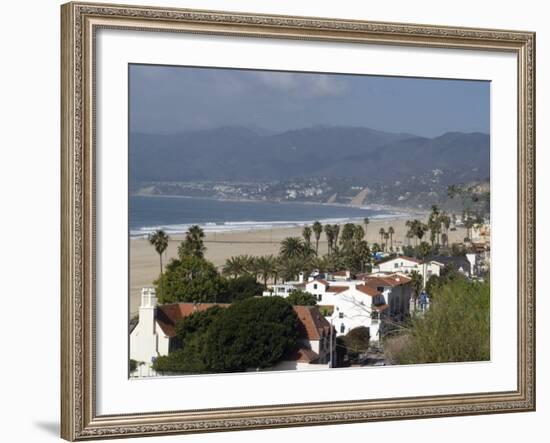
(385, 278), (490, 364)
(286, 290), (317, 306)
(129, 359), (138, 373)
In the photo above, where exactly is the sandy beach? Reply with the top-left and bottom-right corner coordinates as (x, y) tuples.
(129, 216), (467, 315)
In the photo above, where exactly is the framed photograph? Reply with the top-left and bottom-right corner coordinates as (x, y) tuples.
(61, 2), (536, 440)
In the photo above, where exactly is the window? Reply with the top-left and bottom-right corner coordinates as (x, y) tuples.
(377, 286), (384, 292)
(340, 323), (345, 333)
(318, 294), (323, 302)
(339, 312), (344, 319)
(313, 283), (317, 290)
(394, 263), (399, 268)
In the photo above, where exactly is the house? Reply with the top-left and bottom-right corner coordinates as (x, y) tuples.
(371, 255), (442, 287)
(130, 288), (336, 376)
(427, 255), (472, 277)
(362, 274), (413, 322)
(324, 282), (389, 340)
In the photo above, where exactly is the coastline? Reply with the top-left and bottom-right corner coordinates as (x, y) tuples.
(130, 193), (426, 238)
(129, 214), (467, 315)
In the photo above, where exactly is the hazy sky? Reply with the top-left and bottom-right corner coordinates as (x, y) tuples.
(129, 64), (490, 138)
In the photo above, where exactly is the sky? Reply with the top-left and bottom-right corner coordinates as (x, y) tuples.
(129, 64), (490, 138)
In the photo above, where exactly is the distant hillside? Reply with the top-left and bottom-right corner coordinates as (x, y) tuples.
(130, 126), (489, 188)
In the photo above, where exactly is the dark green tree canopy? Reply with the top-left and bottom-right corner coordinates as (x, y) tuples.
(154, 297), (299, 374)
(286, 290), (317, 306)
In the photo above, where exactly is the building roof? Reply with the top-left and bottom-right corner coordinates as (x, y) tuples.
(308, 278), (328, 286)
(326, 285), (348, 294)
(427, 255), (471, 274)
(377, 255), (424, 265)
(355, 284), (381, 297)
(364, 274), (412, 289)
(293, 305), (332, 341)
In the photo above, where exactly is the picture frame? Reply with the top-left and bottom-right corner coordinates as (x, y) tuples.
(61, 1), (536, 440)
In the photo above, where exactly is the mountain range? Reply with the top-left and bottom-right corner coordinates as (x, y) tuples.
(130, 125), (490, 187)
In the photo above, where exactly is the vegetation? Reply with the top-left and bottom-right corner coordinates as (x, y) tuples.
(148, 229), (169, 301)
(129, 359), (138, 373)
(384, 277), (490, 364)
(286, 290), (317, 306)
(342, 327), (370, 363)
(154, 297), (300, 373)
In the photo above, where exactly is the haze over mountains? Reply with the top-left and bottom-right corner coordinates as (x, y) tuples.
(130, 125), (490, 188)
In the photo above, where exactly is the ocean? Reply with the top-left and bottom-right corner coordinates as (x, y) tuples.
(129, 195), (405, 237)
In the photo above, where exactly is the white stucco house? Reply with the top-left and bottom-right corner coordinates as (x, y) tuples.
(130, 288), (336, 376)
(371, 255), (443, 287)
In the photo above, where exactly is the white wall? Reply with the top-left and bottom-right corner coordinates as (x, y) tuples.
(0, 1), (547, 442)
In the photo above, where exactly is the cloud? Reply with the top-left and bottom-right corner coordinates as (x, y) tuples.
(253, 71), (349, 98)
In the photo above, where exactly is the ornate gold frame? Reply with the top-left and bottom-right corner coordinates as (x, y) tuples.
(61, 2), (536, 440)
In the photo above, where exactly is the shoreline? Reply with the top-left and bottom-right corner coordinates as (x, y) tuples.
(129, 214), (466, 315)
(130, 194), (427, 237)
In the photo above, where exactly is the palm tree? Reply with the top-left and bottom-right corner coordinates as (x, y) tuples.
(255, 255), (276, 286)
(324, 224), (335, 255)
(333, 224), (341, 246)
(148, 229), (169, 301)
(379, 227), (386, 245)
(383, 232), (390, 252)
(302, 226), (312, 247)
(178, 224), (206, 258)
(222, 256), (242, 279)
(363, 217), (370, 241)
(388, 226), (395, 250)
(409, 270), (423, 311)
(280, 237), (305, 260)
(418, 241), (432, 289)
(312, 221), (323, 255)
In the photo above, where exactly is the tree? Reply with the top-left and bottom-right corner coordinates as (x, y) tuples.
(221, 274), (264, 301)
(409, 270), (423, 308)
(302, 226), (312, 247)
(172, 305), (225, 350)
(333, 224), (341, 246)
(177, 225), (206, 259)
(383, 232), (390, 251)
(388, 226), (395, 250)
(379, 227), (386, 245)
(418, 241), (432, 288)
(324, 224), (335, 255)
(222, 255), (254, 279)
(148, 229), (169, 301)
(342, 327), (370, 362)
(312, 221), (323, 255)
(154, 298), (300, 374)
(286, 290), (317, 306)
(384, 278), (490, 364)
(157, 255), (223, 304)
(254, 255), (276, 286)
(280, 237), (306, 260)
(204, 297), (299, 372)
(363, 217), (370, 240)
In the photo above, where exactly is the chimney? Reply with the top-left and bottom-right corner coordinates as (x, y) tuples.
(298, 272), (304, 284)
(139, 287), (157, 334)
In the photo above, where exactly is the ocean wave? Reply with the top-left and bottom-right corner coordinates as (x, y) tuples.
(129, 213), (410, 238)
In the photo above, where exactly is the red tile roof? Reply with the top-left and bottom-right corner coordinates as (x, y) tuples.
(326, 285), (348, 294)
(293, 305), (332, 341)
(356, 284), (381, 296)
(364, 274), (411, 289)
